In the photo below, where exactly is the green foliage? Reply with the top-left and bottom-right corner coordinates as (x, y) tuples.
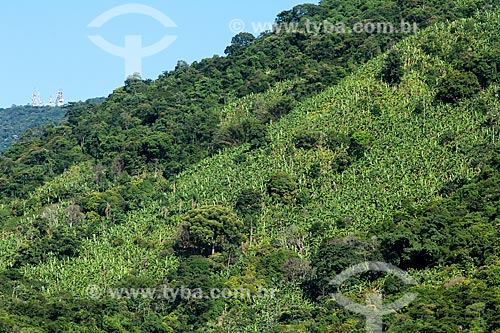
(166, 255), (226, 330)
(3, 0), (500, 331)
(325, 130), (350, 150)
(458, 48), (500, 87)
(213, 116), (268, 150)
(386, 278), (500, 332)
(348, 131), (375, 160)
(0, 105), (65, 153)
(235, 188), (262, 218)
(436, 69), (481, 103)
(377, 145), (500, 269)
(267, 95), (296, 121)
(256, 247), (311, 283)
(234, 188), (263, 245)
(176, 205), (246, 256)
(381, 49), (404, 85)
(224, 32), (256, 56)
(306, 239), (381, 299)
(293, 130), (322, 150)
(2, 0), (476, 199)
(267, 171), (297, 203)
(81, 189), (127, 221)
(14, 219), (82, 267)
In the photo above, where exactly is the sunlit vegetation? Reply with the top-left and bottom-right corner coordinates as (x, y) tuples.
(1, 0), (500, 331)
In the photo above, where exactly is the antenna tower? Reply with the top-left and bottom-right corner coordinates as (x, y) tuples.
(56, 90), (64, 107)
(48, 95), (55, 107)
(31, 90), (43, 107)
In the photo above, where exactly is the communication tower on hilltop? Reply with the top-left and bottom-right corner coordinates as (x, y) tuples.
(48, 95), (55, 107)
(31, 89), (65, 107)
(31, 90), (43, 107)
(56, 90), (64, 107)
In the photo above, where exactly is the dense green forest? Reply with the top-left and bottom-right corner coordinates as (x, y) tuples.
(1, 0), (500, 331)
(0, 105), (65, 153)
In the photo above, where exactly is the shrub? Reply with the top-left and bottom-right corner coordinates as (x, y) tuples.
(267, 171), (297, 203)
(436, 69), (481, 104)
(381, 49), (404, 85)
(293, 130), (321, 149)
(176, 205), (245, 256)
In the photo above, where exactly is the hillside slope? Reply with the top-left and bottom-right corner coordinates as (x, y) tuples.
(1, 3), (500, 333)
(0, 105), (65, 152)
(0, 0), (493, 199)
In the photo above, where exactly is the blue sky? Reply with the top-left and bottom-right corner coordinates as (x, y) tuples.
(0, 1), (309, 108)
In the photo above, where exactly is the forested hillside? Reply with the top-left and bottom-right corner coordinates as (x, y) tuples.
(1, 0), (491, 198)
(0, 105), (65, 153)
(1, 0), (500, 332)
